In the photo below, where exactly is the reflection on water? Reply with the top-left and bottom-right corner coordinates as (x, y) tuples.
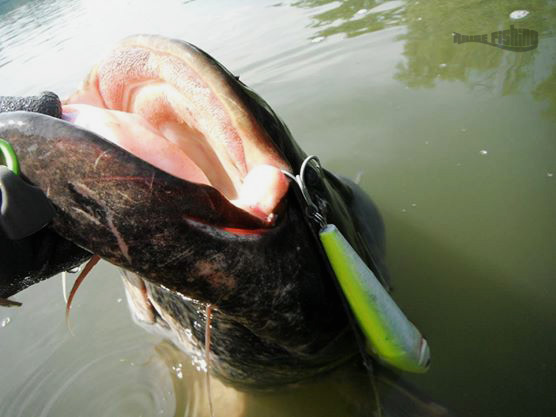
(0, 265), (445, 417)
(0, 264), (175, 417)
(0, 0), (555, 416)
(292, 0), (404, 39)
(534, 67), (556, 118)
(394, 1), (552, 98)
(293, 0), (556, 119)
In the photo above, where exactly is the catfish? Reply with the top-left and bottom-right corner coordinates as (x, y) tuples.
(0, 35), (392, 388)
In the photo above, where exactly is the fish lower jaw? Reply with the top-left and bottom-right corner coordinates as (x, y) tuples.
(121, 272), (204, 356)
(62, 103), (288, 223)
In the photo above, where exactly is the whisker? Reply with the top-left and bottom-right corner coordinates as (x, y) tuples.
(205, 303), (215, 417)
(65, 255), (101, 333)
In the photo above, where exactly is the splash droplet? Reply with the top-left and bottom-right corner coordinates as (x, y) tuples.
(480, 149), (488, 155)
(439, 63), (447, 68)
(547, 172), (554, 177)
(1, 317), (11, 327)
(510, 10), (529, 20)
(411, 203), (417, 208)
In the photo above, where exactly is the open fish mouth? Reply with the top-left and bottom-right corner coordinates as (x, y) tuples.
(62, 35), (290, 224)
(0, 35), (395, 388)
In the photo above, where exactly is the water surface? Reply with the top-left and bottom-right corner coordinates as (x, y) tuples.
(0, 1), (555, 416)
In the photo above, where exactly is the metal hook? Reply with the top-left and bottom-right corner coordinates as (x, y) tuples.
(282, 155), (326, 228)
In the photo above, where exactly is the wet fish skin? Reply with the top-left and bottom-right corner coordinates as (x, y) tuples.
(0, 36), (389, 386)
(0, 110), (353, 384)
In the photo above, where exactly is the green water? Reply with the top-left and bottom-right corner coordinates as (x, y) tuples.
(0, 0), (555, 416)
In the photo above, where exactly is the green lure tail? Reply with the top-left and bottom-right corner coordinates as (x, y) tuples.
(320, 224), (431, 373)
(0, 138), (20, 175)
(0, 137), (54, 240)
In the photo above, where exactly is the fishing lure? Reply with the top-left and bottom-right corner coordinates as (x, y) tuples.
(284, 156), (431, 373)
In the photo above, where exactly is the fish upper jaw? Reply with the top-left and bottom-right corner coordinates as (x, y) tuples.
(63, 34), (291, 225)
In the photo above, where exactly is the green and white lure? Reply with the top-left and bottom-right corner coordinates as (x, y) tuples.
(284, 156), (430, 373)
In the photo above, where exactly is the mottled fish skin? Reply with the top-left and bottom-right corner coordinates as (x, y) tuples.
(0, 35), (389, 387)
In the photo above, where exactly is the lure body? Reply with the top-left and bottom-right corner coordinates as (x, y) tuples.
(319, 224), (430, 373)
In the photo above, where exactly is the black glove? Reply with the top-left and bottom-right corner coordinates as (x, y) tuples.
(0, 91), (62, 119)
(0, 92), (91, 305)
(0, 228), (91, 304)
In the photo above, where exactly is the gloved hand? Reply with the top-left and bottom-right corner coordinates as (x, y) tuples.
(0, 92), (91, 306)
(0, 228), (91, 305)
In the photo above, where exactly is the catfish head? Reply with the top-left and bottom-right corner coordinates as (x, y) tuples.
(0, 35), (388, 387)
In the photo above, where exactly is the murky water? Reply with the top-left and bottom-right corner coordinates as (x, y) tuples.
(0, 0), (555, 416)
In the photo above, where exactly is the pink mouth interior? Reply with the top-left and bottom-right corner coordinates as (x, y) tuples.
(63, 40), (290, 223)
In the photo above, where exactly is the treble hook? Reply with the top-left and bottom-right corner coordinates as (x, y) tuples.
(282, 155), (326, 228)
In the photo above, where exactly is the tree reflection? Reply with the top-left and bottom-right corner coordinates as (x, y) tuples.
(533, 65), (556, 119)
(291, 0), (402, 38)
(291, 0), (556, 119)
(394, 0), (544, 93)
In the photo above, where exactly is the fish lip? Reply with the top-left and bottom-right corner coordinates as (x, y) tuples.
(65, 119), (278, 232)
(0, 110), (275, 232)
(63, 34), (292, 225)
